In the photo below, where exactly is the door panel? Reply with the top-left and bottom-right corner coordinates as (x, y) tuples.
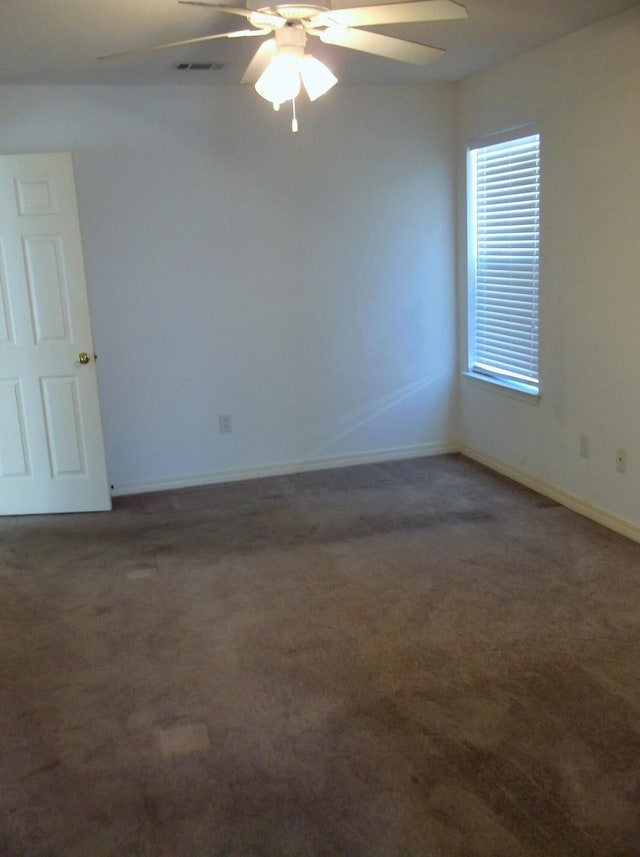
(0, 244), (13, 343)
(15, 174), (59, 216)
(23, 235), (72, 344)
(40, 376), (87, 477)
(0, 380), (30, 477)
(0, 152), (110, 514)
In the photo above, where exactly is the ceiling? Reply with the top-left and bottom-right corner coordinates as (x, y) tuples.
(0, 0), (636, 86)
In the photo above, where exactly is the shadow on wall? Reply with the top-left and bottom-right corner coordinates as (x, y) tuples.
(309, 371), (451, 459)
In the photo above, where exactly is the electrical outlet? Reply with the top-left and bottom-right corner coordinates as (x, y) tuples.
(219, 414), (232, 433)
(579, 435), (590, 458)
(616, 448), (627, 473)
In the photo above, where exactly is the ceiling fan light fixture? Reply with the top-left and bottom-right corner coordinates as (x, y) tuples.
(255, 49), (336, 109)
(101, 0), (468, 130)
(299, 54), (337, 101)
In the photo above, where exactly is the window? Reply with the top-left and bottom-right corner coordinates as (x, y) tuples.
(467, 127), (540, 395)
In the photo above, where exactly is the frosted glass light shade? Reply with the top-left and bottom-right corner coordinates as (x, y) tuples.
(255, 49), (337, 107)
(255, 54), (301, 104)
(299, 54), (338, 101)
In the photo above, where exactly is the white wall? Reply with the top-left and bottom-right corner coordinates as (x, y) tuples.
(457, 9), (640, 531)
(0, 83), (457, 492)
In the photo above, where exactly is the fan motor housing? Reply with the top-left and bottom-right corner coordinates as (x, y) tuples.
(250, 2), (330, 18)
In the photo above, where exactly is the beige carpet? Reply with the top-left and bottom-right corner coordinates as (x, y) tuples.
(1, 454), (640, 855)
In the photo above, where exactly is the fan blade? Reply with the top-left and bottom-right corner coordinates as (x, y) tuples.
(178, 2), (252, 18)
(314, 0), (467, 29)
(178, 1), (284, 27)
(241, 38), (277, 83)
(319, 28), (444, 64)
(226, 27), (269, 37)
(99, 29), (265, 60)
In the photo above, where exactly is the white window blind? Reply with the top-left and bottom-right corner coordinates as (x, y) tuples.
(469, 131), (540, 392)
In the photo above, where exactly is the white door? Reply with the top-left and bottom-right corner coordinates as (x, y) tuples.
(0, 152), (111, 515)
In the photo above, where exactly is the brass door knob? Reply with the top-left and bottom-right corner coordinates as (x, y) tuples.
(77, 352), (90, 365)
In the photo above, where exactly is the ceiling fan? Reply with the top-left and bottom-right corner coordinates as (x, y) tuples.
(101, 0), (468, 130)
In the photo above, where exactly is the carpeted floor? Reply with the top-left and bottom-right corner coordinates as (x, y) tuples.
(1, 453), (640, 856)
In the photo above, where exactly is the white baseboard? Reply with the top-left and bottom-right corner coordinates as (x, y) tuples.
(460, 444), (640, 544)
(111, 441), (458, 497)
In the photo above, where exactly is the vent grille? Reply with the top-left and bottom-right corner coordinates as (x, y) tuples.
(173, 61), (225, 71)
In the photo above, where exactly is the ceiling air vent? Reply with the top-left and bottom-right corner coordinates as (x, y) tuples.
(173, 61), (225, 71)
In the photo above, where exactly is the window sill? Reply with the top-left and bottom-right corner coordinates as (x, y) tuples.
(462, 371), (541, 405)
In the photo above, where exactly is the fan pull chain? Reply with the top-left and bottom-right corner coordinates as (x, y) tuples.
(291, 98), (299, 133)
